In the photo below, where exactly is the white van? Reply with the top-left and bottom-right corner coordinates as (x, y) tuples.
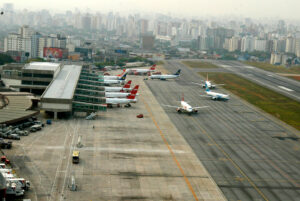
(6, 180), (25, 196)
(0, 169), (13, 174)
(0, 163), (6, 168)
(7, 178), (30, 190)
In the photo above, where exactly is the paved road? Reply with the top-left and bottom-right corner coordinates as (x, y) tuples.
(210, 60), (300, 102)
(146, 60), (300, 201)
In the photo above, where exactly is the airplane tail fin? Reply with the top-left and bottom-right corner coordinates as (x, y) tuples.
(117, 69), (126, 77)
(150, 64), (156, 71)
(127, 94), (136, 99)
(174, 69), (181, 75)
(130, 85), (139, 95)
(205, 83), (210, 92)
(123, 80), (132, 88)
(119, 72), (127, 80)
(181, 93), (184, 101)
(207, 73), (208, 81)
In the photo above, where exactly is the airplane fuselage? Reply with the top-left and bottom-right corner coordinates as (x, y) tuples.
(206, 91), (229, 101)
(177, 101), (196, 113)
(150, 74), (179, 80)
(104, 87), (132, 92)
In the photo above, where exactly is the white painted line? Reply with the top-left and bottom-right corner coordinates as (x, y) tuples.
(245, 66), (254, 69)
(268, 74), (273, 77)
(79, 147), (186, 154)
(220, 65), (231, 68)
(278, 86), (294, 92)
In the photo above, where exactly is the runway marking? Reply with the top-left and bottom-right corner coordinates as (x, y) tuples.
(278, 86), (294, 92)
(141, 96), (199, 201)
(210, 113), (300, 189)
(189, 117), (269, 201)
(220, 65), (231, 68)
(78, 147), (186, 154)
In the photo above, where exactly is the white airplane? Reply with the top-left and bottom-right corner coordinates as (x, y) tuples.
(103, 73), (127, 85)
(162, 95), (209, 114)
(106, 91), (137, 107)
(192, 74), (224, 89)
(201, 83), (229, 101)
(104, 70), (127, 80)
(85, 112), (97, 120)
(126, 64), (156, 74)
(149, 69), (181, 80)
(105, 80), (132, 92)
(105, 85), (139, 98)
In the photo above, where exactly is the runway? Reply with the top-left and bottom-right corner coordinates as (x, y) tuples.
(208, 60), (300, 102)
(146, 60), (300, 201)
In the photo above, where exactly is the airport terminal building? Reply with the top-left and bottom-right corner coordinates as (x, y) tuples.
(1, 62), (107, 122)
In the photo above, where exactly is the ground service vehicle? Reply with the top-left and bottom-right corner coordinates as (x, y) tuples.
(72, 151), (80, 164)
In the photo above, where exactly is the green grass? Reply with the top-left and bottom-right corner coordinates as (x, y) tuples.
(199, 72), (300, 131)
(182, 61), (219, 68)
(157, 61), (165, 65)
(244, 61), (300, 74)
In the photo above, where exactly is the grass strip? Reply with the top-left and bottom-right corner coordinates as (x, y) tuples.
(182, 61), (219, 68)
(244, 62), (300, 74)
(198, 72), (300, 131)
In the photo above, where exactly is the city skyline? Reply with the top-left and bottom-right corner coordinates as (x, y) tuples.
(1, 0), (300, 20)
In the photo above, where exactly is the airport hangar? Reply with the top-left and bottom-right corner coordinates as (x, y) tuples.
(1, 62), (107, 122)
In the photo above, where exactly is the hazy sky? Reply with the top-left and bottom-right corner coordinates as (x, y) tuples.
(2, 0), (300, 19)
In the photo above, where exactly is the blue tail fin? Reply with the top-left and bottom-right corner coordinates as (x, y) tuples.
(119, 72), (127, 80)
(174, 69), (181, 75)
(205, 83), (210, 92)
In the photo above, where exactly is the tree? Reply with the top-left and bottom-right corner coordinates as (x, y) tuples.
(0, 53), (15, 65)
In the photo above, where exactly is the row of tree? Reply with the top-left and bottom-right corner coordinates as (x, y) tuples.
(0, 53), (14, 65)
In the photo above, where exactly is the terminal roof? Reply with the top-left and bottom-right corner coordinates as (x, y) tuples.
(24, 62), (61, 71)
(42, 65), (82, 100)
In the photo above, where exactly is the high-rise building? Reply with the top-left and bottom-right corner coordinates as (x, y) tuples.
(254, 39), (267, 52)
(241, 36), (255, 52)
(140, 19), (149, 35)
(285, 37), (295, 53)
(295, 38), (300, 57)
(273, 39), (286, 53)
(228, 36), (241, 52)
(206, 27), (234, 49)
(141, 35), (155, 50)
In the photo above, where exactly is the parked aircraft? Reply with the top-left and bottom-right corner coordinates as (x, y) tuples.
(149, 69), (181, 80)
(201, 83), (229, 101)
(104, 70), (127, 80)
(104, 80), (132, 92)
(103, 73), (127, 85)
(162, 94), (208, 114)
(85, 112), (97, 120)
(192, 74), (224, 89)
(106, 91), (138, 107)
(126, 64), (156, 74)
(105, 85), (139, 98)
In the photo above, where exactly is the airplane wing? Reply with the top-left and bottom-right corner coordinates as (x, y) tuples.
(199, 95), (210, 97)
(193, 106), (209, 109)
(191, 82), (204, 86)
(162, 104), (179, 108)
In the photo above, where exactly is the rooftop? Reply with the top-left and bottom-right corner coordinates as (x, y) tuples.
(42, 65), (82, 100)
(24, 62), (61, 71)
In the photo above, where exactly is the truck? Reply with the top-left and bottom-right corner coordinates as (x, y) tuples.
(72, 151), (80, 164)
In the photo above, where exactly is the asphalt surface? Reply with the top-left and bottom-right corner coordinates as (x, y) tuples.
(209, 60), (300, 102)
(145, 60), (300, 201)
